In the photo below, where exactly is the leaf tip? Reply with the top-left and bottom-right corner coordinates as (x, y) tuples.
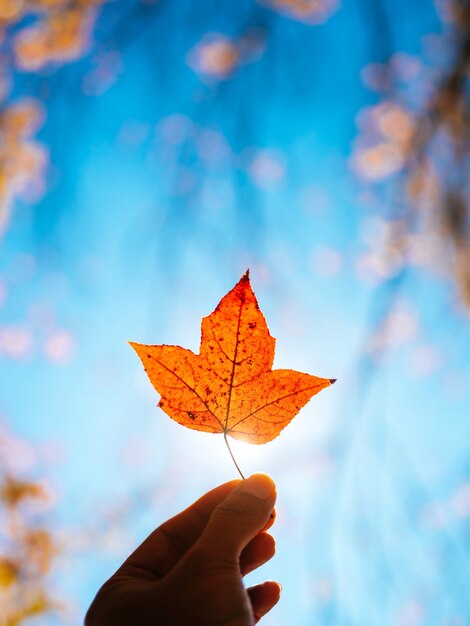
(129, 341), (144, 355)
(242, 268), (250, 280)
(329, 378), (337, 385)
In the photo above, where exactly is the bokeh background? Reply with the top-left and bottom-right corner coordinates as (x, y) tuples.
(1, 0), (470, 624)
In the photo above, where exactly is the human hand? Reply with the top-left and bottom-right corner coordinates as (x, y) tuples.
(85, 473), (280, 625)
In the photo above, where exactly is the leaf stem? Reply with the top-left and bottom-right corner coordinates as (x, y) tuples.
(223, 432), (245, 479)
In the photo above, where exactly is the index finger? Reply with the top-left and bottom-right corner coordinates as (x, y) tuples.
(118, 479), (241, 579)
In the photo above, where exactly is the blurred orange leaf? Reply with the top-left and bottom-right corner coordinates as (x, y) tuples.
(131, 271), (334, 454)
(1, 477), (49, 508)
(0, 557), (19, 588)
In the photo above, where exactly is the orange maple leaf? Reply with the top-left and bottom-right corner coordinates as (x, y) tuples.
(130, 272), (335, 475)
(130, 271), (334, 472)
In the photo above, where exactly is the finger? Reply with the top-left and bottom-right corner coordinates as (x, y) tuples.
(261, 506), (276, 532)
(240, 532), (275, 576)
(248, 581), (282, 623)
(196, 474), (276, 563)
(119, 479), (241, 579)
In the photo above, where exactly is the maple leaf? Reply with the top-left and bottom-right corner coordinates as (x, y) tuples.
(130, 271), (334, 474)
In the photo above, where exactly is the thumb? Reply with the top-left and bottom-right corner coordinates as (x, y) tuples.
(196, 473), (276, 562)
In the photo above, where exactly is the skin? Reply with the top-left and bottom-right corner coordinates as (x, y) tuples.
(85, 474), (280, 626)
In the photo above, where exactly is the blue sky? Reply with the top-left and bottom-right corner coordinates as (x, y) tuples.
(2, 1), (470, 624)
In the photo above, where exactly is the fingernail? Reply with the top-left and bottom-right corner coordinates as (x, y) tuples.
(239, 473), (275, 500)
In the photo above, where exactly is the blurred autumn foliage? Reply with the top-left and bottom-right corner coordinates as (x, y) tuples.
(0, 427), (59, 625)
(352, 0), (470, 307)
(0, 0), (105, 236)
(1, 3), (104, 624)
(1, 0), (469, 303)
(0, 99), (47, 237)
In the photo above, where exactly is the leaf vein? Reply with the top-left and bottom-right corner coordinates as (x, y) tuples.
(228, 383), (323, 431)
(148, 354), (224, 431)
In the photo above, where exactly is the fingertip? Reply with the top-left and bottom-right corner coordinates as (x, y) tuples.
(261, 580), (282, 608)
(261, 506), (276, 532)
(240, 532), (276, 576)
(262, 580), (281, 598)
(249, 580), (282, 622)
(272, 580), (282, 597)
(251, 579), (281, 595)
(238, 473), (276, 501)
(198, 474), (276, 558)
